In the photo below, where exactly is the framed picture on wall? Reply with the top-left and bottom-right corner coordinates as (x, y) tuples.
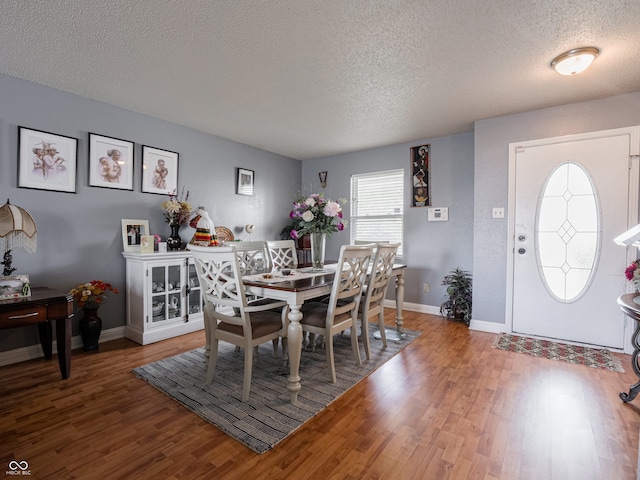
(121, 219), (150, 252)
(141, 145), (178, 195)
(411, 144), (431, 207)
(88, 133), (134, 190)
(18, 126), (78, 193)
(236, 167), (254, 196)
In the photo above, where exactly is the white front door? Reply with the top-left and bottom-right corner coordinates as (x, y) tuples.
(509, 128), (639, 349)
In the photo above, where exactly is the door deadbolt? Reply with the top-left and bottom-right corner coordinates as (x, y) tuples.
(518, 235), (526, 242)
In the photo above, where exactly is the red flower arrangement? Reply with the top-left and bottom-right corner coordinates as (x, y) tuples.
(68, 280), (118, 310)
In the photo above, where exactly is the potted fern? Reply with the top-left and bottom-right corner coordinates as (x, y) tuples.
(440, 268), (472, 325)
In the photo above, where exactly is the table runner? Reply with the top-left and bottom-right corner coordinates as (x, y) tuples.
(242, 266), (336, 284)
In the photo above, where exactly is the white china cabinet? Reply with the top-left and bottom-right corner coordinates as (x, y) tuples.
(122, 251), (203, 345)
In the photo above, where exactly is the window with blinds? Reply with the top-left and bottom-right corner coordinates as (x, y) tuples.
(350, 169), (404, 257)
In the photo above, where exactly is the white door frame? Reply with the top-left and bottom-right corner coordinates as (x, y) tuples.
(505, 126), (640, 354)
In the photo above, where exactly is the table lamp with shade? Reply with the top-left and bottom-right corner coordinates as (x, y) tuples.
(0, 199), (37, 276)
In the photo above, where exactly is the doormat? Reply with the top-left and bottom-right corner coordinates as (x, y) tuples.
(492, 333), (625, 373)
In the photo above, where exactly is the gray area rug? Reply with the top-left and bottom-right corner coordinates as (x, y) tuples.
(133, 326), (420, 454)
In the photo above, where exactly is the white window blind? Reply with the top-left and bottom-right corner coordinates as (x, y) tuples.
(350, 169), (404, 257)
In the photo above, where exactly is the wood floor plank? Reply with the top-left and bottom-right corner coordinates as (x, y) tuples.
(1, 311), (639, 479)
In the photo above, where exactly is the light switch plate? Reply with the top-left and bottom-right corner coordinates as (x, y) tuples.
(428, 207), (448, 221)
(492, 207), (505, 219)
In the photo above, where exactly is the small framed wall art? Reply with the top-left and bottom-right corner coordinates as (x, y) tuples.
(121, 219), (150, 252)
(236, 168), (254, 196)
(411, 144), (431, 207)
(88, 133), (135, 190)
(18, 126), (78, 193)
(141, 146), (179, 195)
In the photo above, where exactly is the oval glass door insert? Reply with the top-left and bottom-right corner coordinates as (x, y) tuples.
(536, 162), (600, 302)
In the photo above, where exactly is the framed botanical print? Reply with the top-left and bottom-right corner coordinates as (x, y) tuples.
(88, 133), (134, 190)
(411, 144), (431, 207)
(236, 168), (254, 196)
(141, 146), (178, 195)
(18, 126), (78, 193)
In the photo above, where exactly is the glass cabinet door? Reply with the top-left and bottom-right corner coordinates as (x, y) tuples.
(187, 261), (202, 317)
(150, 263), (182, 323)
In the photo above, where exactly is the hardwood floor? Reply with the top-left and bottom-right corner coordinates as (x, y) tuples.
(1, 310), (639, 479)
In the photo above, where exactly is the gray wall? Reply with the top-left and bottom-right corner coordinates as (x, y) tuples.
(473, 91), (640, 324)
(0, 74), (301, 352)
(301, 133), (475, 307)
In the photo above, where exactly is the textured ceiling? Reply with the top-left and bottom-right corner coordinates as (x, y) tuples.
(1, 1), (640, 160)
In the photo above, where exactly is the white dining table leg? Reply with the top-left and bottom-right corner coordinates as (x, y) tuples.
(287, 304), (303, 404)
(373, 269), (407, 342)
(394, 271), (405, 333)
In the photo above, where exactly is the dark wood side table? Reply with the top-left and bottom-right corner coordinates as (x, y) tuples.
(0, 287), (74, 379)
(617, 293), (640, 402)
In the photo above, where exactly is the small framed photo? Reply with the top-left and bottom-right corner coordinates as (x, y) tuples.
(88, 133), (134, 190)
(140, 235), (155, 253)
(122, 219), (150, 252)
(236, 168), (254, 196)
(0, 275), (31, 299)
(18, 126), (78, 193)
(141, 146), (178, 195)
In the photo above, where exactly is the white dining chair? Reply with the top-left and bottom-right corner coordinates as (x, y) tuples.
(266, 239), (298, 270)
(234, 240), (285, 356)
(233, 240), (272, 273)
(357, 242), (400, 359)
(353, 240), (389, 246)
(188, 245), (288, 402)
(300, 244), (374, 383)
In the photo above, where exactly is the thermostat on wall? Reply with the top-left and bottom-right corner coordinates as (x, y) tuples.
(427, 207), (448, 222)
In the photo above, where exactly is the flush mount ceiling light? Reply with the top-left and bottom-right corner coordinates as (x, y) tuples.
(551, 47), (600, 75)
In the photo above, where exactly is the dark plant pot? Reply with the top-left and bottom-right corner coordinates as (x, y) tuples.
(80, 308), (102, 351)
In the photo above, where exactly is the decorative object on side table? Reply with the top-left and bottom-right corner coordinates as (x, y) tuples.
(188, 206), (219, 246)
(440, 268), (473, 326)
(0, 275), (31, 299)
(160, 187), (192, 251)
(625, 260), (640, 292)
(288, 193), (347, 269)
(0, 199), (38, 276)
(68, 280), (118, 351)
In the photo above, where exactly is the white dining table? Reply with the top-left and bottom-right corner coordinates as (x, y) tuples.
(243, 263), (406, 404)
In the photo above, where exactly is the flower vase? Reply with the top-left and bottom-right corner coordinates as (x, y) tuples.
(310, 232), (326, 270)
(167, 223), (183, 251)
(80, 308), (102, 351)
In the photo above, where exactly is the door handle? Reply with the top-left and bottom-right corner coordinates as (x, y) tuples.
(518, 248), (526, 254)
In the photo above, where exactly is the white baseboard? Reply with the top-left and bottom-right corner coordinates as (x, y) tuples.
(469, 319), (505, 334)
(0, 326), (126, 367)
(383, 299), (504, 335)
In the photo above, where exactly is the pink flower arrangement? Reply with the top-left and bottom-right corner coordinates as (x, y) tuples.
(625, 260), (640, 290)
(289, 193), (347, 238)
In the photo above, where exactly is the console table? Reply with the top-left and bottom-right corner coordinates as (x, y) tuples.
(617, 293), (640, 402)
(0, 287), (74, 379)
